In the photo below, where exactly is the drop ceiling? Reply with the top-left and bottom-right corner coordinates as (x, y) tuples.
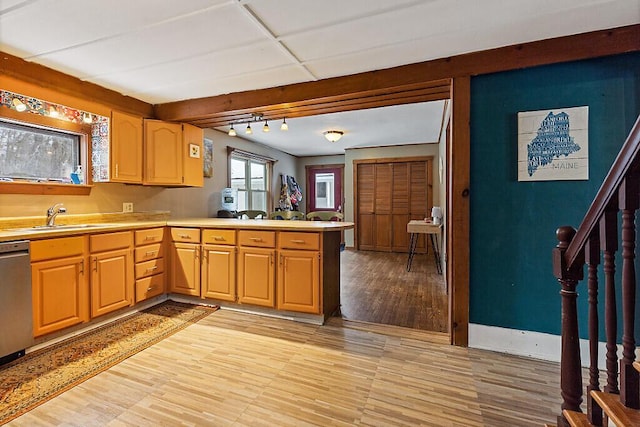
(1, 0), (637, 156)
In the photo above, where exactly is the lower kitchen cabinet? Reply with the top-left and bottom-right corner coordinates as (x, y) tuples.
(169, 228), (201, 296)
(277, 249), (320, 314)
(237, 246), (275, 307)
(201, 244), (236, 301)
(31, 236), (88, 337)
(89, 231), (134, 318)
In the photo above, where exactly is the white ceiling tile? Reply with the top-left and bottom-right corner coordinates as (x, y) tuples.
(246, 0), (428, 36)
(0, 0), (229, 57)
(27, 4), (270, 80)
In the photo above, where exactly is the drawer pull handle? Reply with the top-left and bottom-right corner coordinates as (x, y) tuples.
(290, 239), (306, 244)
(145, 251), (157, 256)
(250, 237), (263, 242)
(179, 235), (191, 239)
(146, 266), (158, 273)
(147, 285), (156, 291)
(145, 236), (156, 241)
(214, 236), (225, 241)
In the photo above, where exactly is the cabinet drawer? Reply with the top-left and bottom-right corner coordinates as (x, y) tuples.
(135, 258), (165, 279)
(279, 232), (320, 250)
(170, 227), (201, 243)
(202, 229), (236, 245)
(134, 243), (164, 262)
(135, 227), (165, 245)
(31, 236), (85, 262)
(90, 231), (133, 253)
(238, 230), (276, 248)
(135, 274), (165, 302)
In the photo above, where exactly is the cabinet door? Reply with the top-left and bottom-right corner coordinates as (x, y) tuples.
(237, 247), (275, 307)
(182, 123), (203, 187)
(144, 120), (183, 185)
(170, 242), (200, 296)
(201, 244), (236, 301)
(91, 248), (134, 318)
(111, 111), (143, 183)
(32, 255), (88, 337)
(277, 250), (320, 314)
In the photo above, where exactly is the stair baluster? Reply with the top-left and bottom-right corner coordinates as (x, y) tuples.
(601, 208), (619, 395)
(585, 233), (603, 426)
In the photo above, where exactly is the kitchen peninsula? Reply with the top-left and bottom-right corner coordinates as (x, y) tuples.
(0, 214), (353, 346)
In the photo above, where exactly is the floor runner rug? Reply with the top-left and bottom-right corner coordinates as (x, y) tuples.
(0, 301), (217, 425)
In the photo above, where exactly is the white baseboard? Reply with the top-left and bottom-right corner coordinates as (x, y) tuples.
(469, 323), (637, 369)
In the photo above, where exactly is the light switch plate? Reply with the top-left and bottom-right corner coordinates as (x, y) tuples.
(123, 202), (133, 213)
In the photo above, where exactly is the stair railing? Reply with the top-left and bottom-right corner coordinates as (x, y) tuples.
(553, 115), (640, 426)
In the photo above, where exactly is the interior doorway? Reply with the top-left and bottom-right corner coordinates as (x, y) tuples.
(305, 165), (344, 214)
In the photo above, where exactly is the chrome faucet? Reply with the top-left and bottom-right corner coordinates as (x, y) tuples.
(46, 203), (66, 227)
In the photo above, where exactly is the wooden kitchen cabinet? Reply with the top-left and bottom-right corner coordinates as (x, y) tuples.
(201, 229), (236, 301)
(169, 228), (201, 296)
(134, 227), (165, 302)
(89, 231), (134, 318)
(144, 119), (183, 185)
(237, 230), (275, 307)
(30, 236), (89, 337)
(110, 110), (143, 183)
(182, 123), (204, 187)
(277, 232), (320, 314)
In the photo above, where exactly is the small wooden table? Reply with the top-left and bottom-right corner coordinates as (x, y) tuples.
(406, 220), (442, 274)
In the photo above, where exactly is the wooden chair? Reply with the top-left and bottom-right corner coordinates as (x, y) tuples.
(237, 210), (267, 219)
(306, 211), (344, 221)
(269, 211), (305, 220)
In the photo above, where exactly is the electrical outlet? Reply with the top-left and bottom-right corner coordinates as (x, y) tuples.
(123, 202), (133, 213)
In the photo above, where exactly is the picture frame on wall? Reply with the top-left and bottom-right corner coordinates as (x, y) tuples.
(517, 106), (589, 182)
(203, 138), (213, 178)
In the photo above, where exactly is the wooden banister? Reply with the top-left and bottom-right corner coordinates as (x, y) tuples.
(565, 116), (640, 267)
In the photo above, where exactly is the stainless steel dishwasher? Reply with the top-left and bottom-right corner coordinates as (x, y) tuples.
(0, 240), (34, 365)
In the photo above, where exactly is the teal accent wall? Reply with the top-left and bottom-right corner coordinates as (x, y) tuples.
(469, 53), (640, 335)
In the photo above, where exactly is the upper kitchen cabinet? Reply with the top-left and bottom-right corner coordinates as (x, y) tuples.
(110, 111), (143, 183)
(143, 120), (203, 187)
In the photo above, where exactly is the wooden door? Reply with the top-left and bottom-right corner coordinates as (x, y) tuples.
(169, 242), (200, 296)
(144, 119), (182, 185)
(32, 255), (87, 337)
(111, 110), (143, 183)
(356, 157), (433, 253)
(201, 244), (236, 301)
(91, 248), (133, 318)
(237, 247), (275, 307)
(277, 249), (320, 314)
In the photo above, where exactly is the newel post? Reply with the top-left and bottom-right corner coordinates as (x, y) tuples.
(553, 226), (584, 425)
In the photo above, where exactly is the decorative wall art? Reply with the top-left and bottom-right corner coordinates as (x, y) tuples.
(517, 106), (589, 181)
(203, 138), (213, 178)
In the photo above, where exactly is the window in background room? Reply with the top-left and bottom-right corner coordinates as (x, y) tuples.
(230, 154), (269, 212)
(0, 120), (81, 182)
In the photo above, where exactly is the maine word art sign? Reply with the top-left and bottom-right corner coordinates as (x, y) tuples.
(517, 106), (589, 181)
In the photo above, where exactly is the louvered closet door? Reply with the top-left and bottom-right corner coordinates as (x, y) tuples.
(374, 163), (393, 251)
(357, 163), (375, 250)
(391, 163), (410, 252)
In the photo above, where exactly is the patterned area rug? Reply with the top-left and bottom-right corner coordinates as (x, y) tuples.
(0, 301), (217, 425)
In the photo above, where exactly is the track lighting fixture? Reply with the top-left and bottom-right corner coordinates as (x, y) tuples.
(323, 130), (344, 143)
(227, 114), (289, 137)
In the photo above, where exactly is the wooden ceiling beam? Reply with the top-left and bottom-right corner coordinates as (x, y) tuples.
(0, 51), (154, 118)
(155, 24), (639, 125)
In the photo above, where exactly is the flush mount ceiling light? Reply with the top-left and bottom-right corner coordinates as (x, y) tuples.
(12, 98), (27, 112)
(227, 113), (289, 137)
(323, 130), (344, 143)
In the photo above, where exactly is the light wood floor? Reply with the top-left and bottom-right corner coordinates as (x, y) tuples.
(340, 249), (448, 333)
(9, 309), (563, 426)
